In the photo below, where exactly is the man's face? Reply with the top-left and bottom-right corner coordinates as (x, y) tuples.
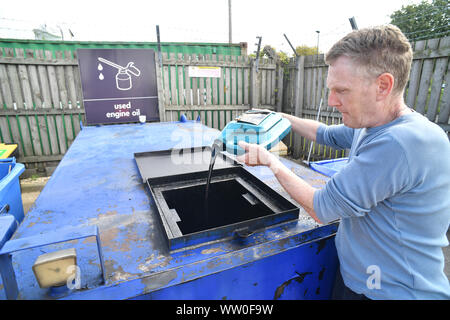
(327, 56), (378, 128)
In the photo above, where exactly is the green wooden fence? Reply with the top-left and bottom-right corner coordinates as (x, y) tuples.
(0, 36), (449, 176)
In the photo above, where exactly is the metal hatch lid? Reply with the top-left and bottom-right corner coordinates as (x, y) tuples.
(134, 145), (239, 183)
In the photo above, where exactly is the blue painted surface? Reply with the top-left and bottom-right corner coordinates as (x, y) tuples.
(0, 121), (338, 300)
(0, 158), (25, 223)
(133, 232), (338, 300)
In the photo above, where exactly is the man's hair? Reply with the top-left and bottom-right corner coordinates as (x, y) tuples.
(325, 24), (413, 95)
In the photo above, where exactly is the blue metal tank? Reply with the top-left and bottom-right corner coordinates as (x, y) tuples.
(0, 121), (338, 300)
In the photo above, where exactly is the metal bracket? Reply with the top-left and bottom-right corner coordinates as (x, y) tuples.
(0, 225), (105, 300)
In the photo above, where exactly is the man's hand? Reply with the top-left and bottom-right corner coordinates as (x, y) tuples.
(236, 140), (322, 224)
(236, 141), (276, 168)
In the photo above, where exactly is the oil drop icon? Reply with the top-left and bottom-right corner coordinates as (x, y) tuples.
(97, 57), (141, 90)
(98, 63), (103, 71)
(99, 73), (104, 80)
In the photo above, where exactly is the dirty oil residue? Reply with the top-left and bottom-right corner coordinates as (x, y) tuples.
(318, 267), (326, 280)
(316, 238), (328, 255)
(274, 271), (312, 300)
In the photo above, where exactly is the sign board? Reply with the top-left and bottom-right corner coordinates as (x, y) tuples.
(77, 49), (159, 125)
(188, 66), (221, 78)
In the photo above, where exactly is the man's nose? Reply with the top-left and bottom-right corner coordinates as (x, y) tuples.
(328, 91), (340, 108)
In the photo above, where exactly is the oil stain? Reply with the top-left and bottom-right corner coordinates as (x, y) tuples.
(274, 271), (312, 300)
(316, 238), (328, 254)
(318, 267), (326, 280)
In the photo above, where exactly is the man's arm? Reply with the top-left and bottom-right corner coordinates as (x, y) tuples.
(280, 113), (321, 142)
(237, 141), (323, 224)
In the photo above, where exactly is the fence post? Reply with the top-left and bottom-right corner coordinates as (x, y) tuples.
(293, 56), (305, 159)
(249, 59), (259, 108)
(155, 51), (166, 122)
(276, 61), (284, 112)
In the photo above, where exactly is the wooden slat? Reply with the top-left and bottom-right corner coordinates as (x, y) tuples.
(218, 55), (225, 105)
(205, 56), (212, 105)
(177, 53), (185, 105)
(231, 56), (237, 105)
(72, 51), (83, 107)
(0, 48), (14, 108)
(191, 54), (199, 105)
(55, 51), (68, 108)
(237, 56), (243, 105)
(211, 57), (218, 105)
(305, 64), (312, 109)
(264, 65), (270, 106)
(426, 37), (450, 121)
(183, 57), (192, 106)
(406, 40), (426, 108)
(16, 49), (33, 110)
(271, 68), (276, 106)
(311, 62), (317, 110)
(437, 61), (450, 125)
(261, 64), (267, 105)
(35, 50), (52, 108)
(415, 39), (439, 114)
(26, 49), (43, 108)
(23, 49), (43, 156)
(5, 48), (34, 157)
(243, 56), (249, 105)
(33, 50), (51, 156)
(225, 56), (231, 105)
(198, 55), (206, 106)
(162, 53), (171, 107)
(169, 53), (178, 106)
(316, 67), (324, 106)
(0, 56), (78, 66)
(64, 50), (78, 108)
(276, 63), (283, 112)
(43, 50), (60, 155)
(165, 105), (252, 111)
(55, 50), (72, 152)
(5, 48), (24, 109)
(50, 52), (67, 155)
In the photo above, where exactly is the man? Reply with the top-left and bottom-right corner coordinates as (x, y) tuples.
(237, 25), (450, 299)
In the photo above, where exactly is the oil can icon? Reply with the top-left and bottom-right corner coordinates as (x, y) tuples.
(97, 57), (141, 91)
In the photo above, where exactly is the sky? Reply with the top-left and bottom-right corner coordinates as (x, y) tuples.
(1, 0), (423, 55)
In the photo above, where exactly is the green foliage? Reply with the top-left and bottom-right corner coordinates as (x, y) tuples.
(295, 45), (319, 56)
(390, 0), (450, 41)
(276, 51), (290, 65)
(249, 44), (320, 68)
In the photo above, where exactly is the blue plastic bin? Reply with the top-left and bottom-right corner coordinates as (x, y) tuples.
(310, 158), (349, 177)
(0, 158), (25, 223)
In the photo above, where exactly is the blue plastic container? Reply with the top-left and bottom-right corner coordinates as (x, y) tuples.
(310, 158), (349, 177)
(0, 215), (17, 248)
(0, 158), (25, 223)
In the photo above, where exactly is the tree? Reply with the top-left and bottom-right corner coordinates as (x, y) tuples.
(249, 44), (320, 65)
(295, 45), (319, 56)
(390, 0), (450, 41)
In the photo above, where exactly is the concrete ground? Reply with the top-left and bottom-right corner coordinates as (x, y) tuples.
(20, 176), (50, 214)
(19, 176), (450, 283)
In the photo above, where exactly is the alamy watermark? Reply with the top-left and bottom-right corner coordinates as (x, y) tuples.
(366, 265), (381, 290)
(66, 265), (81, 290)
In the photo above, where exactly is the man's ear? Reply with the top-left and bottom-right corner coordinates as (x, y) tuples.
(376, 73), (395, 101)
